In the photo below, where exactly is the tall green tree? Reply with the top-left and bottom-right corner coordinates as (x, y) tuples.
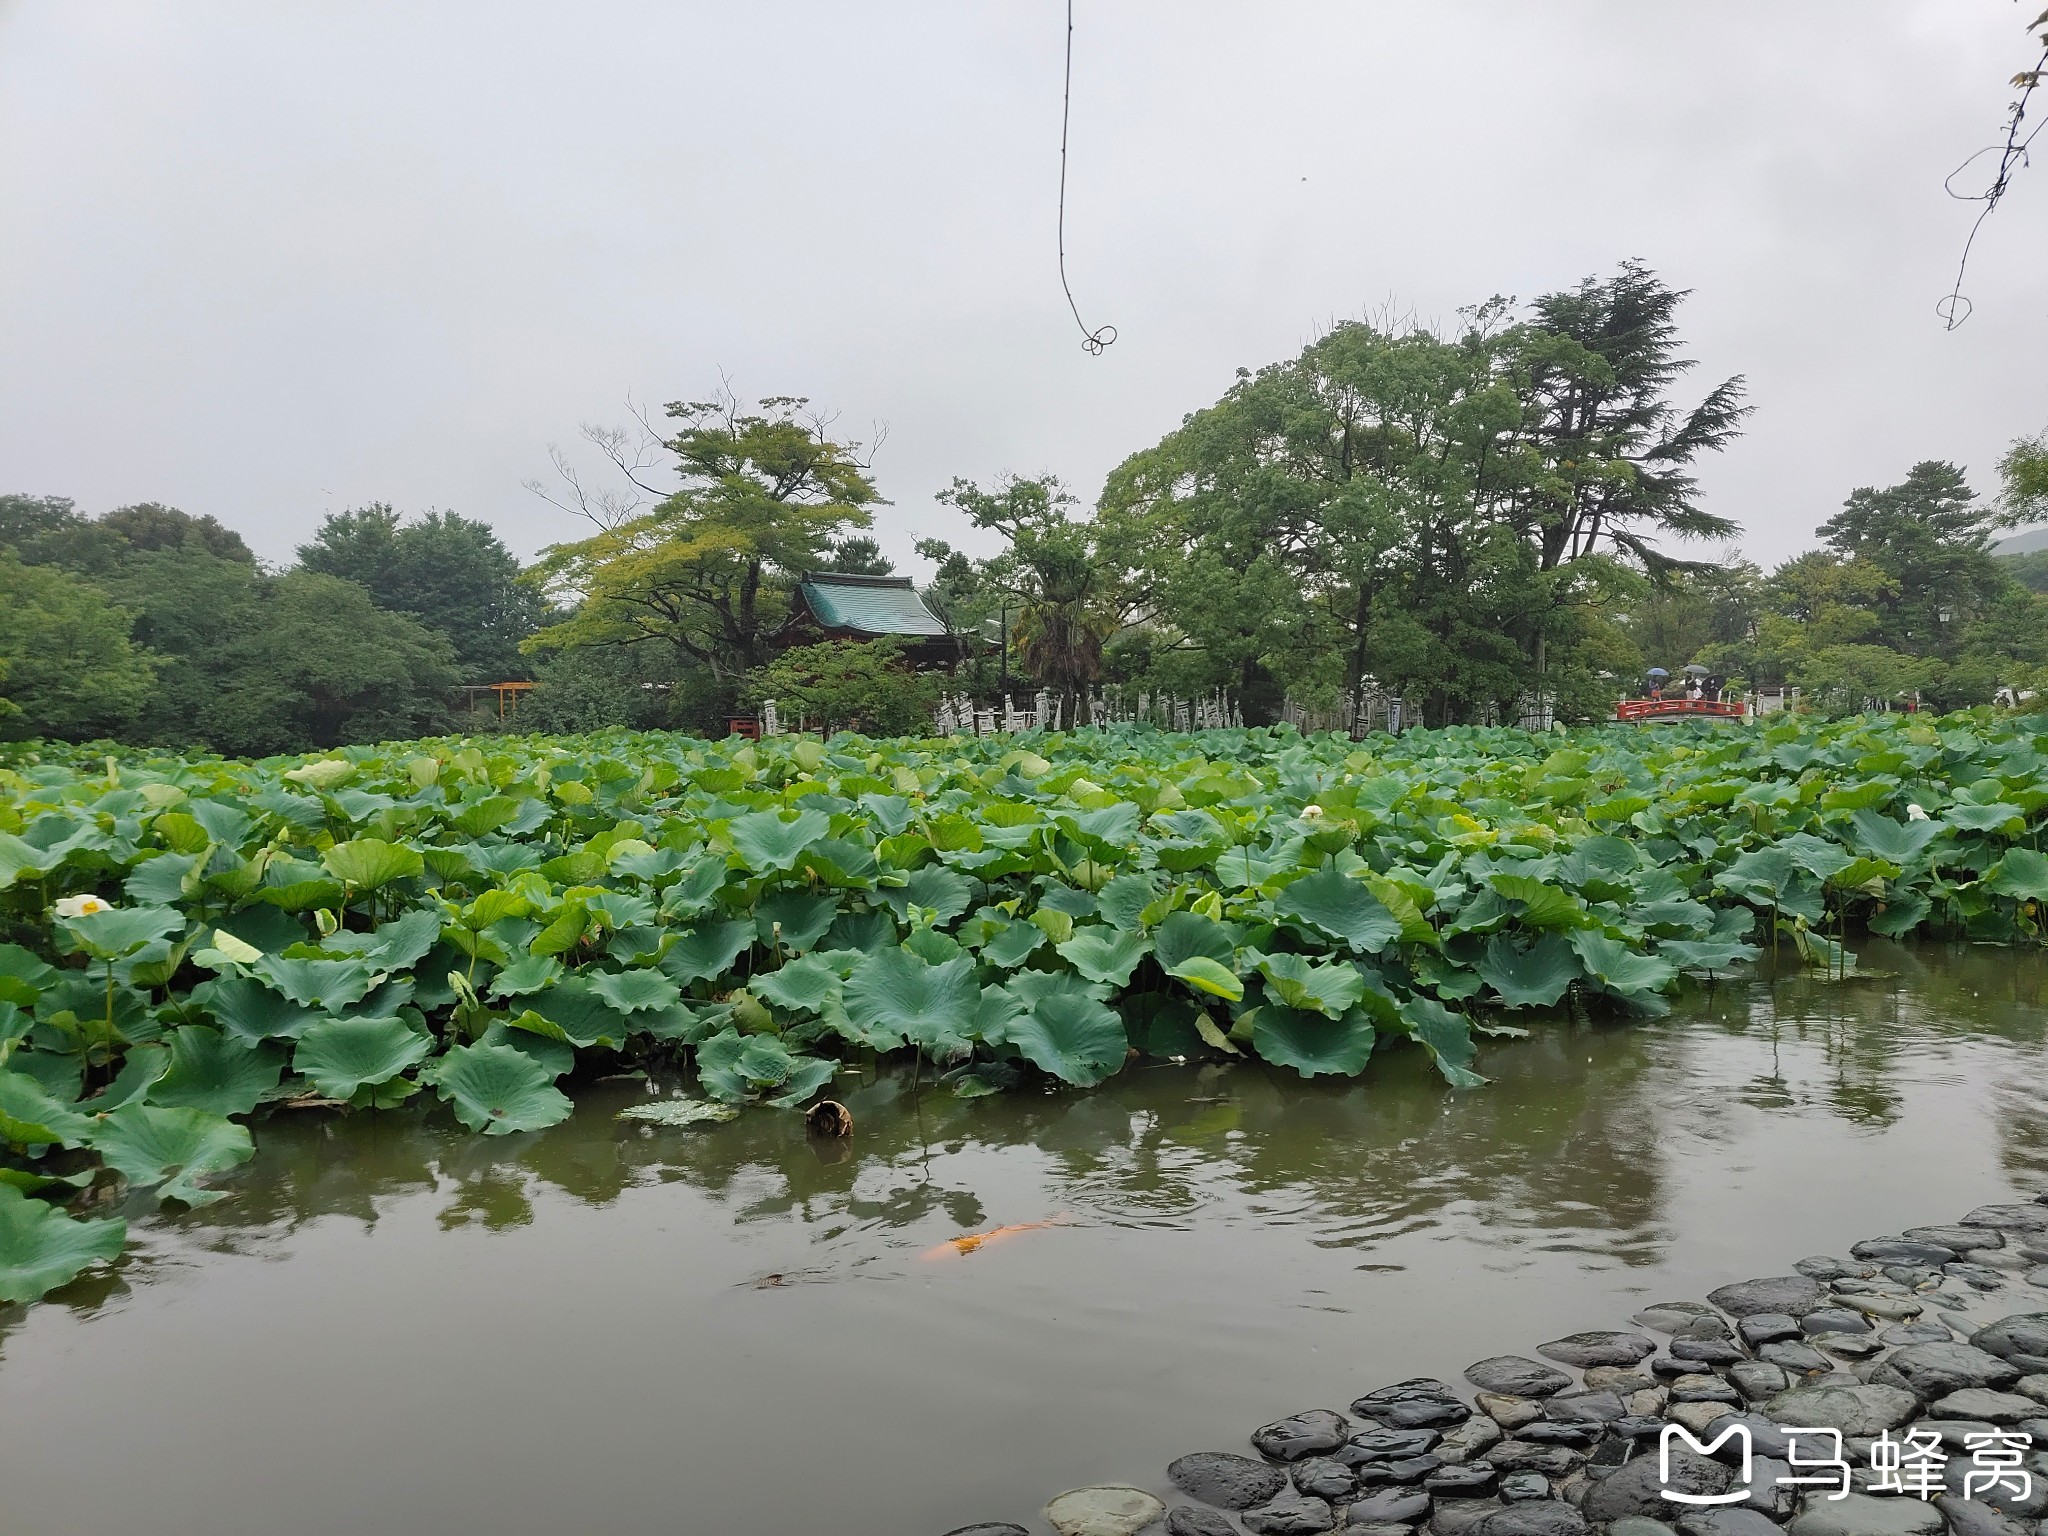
(1817, 461), (2009, 658)
(297, 504), (541, 680)
(526, 394), (881, 712)
(0, 552), (156, 739)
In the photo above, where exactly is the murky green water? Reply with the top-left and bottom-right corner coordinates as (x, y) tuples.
(2, 943), (2045, 1536)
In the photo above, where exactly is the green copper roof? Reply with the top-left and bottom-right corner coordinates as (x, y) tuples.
(797, 573), (950, 637)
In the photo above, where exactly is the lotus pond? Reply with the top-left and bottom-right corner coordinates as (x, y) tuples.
(3, 714), (2047, 1304)
(0, 939), (2044, 1536)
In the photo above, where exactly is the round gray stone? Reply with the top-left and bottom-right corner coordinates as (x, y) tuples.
(1292, 1459), (1357, 1500)
(1962, 1204), (2048, 1235)
(1851, 1237), (1958, 1266)
(1871, 1341), (2021, 1397)
(1534, 1331), (1656, 1369)
(1241, 1489), (1334, 1535)
(1047, 1486), (1168, 1536)
(1931, 1387), (2043, 1422)
(1708, 1274), (1825, 1317)
(1253, 1412), (1353, 1463)
(1931, 1494), (2034, 1536)
(1171, 1452), (1288, 1510)
(1673, 1511), (1781, 1536)
(1603, 1522), (1678, 1536)
(944, 1526), (1031, 1536)
(1582, 1446), (1734, 1521)
(1970, 1313), (2048, 1372)
(1786, 1491), (1945, 1534)
(1761, 1381), (1918, 1435)
(1463, 1358), (1572, 1398)
(1167, 1509), (1237, 1536)
(1347, 1487), (1430, 1524)
(1468, 1500), (1588, 1535)
(1903, 1224), (2005, 1252)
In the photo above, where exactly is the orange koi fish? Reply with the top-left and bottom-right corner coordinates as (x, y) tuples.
(920, 1215), (1072, 1260)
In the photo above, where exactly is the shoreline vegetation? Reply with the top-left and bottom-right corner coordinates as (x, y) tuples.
(3, 710), (2047, 1307)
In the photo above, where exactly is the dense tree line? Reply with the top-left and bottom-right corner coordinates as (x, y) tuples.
(5, 263), (2045, 751)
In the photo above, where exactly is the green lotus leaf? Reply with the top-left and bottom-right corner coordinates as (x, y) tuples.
(321, 909), (442, 972)
(487, 954), (562, 998)
(1094, 873), (1159, 930)
(1868, 890), (1933, 937)
(1987, 847), (2048, 902)
(979, 920), (1046, 969)
(616, 1097), (738, 1127)
(89, 1104), (255, 1206)
(1056, 803), (1140, 854)
(426, 1043), (572, 1135)
(0, 1185), (127, 1304)
(766, 1055), (837, 1109)
(756, 889), (841, 953)
(1847, 808), (1943, 865)
(521, 976), (631, 1048)
(727, 809), (832, 873)
(1943, 802), (2026, 833)
(92, 1041), (170, 1111)
(841, 948), (978, 1056)
(293, 1015), (432, 1099)
(60, 904), (185, 960)
(189, 974), (325, 1043)
(1167, 954), (1243, 1001)
(250, 954), (377, 1012)
(124, 851), (201, 907)
(1397, 996), (1487, 1088)
(1056, 925), (1150, 987)
(320, 837), (424, 890)
(588, 968), (683, 1015)
(1569, 930), (1678, 996)
(889, 865), (974, 925)
(1485, 873), (1585, 931)
(1152, 910), (1235, 971)
(658, 919), (755, 986)
(147, 1026), (283, 1116)
(751, 954), (845, 1015)
(1776, 832), (1855, 883)
(1475, 933), (1580, 1008)
(1274, 867), (1404, 953)
(1005, 991), (1128, 1086)
(1252, 951), (1367, 1017)
(0, 1070), (96, 1149)
(1251, 1003), (1375, 1078)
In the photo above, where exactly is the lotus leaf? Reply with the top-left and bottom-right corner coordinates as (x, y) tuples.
(147, 1027), (283, 1116)
(1252, 1003), (1376, 1077)
(616, 1097), (739, 1127)
(1252, 951), (1366, 1017)
(60, 905), (184, 959)
(588, 968), (683, 1015)
(1056, 925), (1150, 987)
(1987, 848), (2048, 902)
(0, 1185), (127, 1304)
(756, 889), (840, 953)
(293, 1015), (433, 1099)
(727, 809), (831, 872)
(0, 1071), (96, 1149)
(427, 1043), (572, 1134)
(659, 920), (756, 986)
(841, 948), (978, 1056)
(1569, 930), (1679, 996)
(1005, 991), (1128, 1086)
(320, 837), (424, 890)
(90, 1104), (254, 1206)
(1274, 866), (1404, 953)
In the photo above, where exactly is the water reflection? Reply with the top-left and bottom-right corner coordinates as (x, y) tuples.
(0, 943), (2044, 1536)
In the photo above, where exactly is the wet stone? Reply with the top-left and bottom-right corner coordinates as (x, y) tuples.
(1800, 1308), (1871, 1336)
(1735, 1312), (1800, 1348)
(2025, 1266), (2048, 1287)
(1962, 1204), (2048, 1235)
(1932, 1387), (2044, 1422)
(1047, 1486), (1169, 1536)
(1930, 1495), (2034, 1536)
(1880, 1320), (1955, 1345)
(1482, 1443), (1581, 1478)
(1353, 1456), (1443, 1488)
(2017, 1373), (2048, 1405)
(1463, 1358), (1572, 1399)
(1610, 1415), (1668, 1440)
(1345, 1429), (1443, 1462)
(1668, 1375), (1741, 1405)
(1851, 1237), (1959, 1266)
(1762, 1381), (1918, 1435)
(1347, 1487), (1431, 1525)
(1728, 1361), (1789, 1402)
(1904, 1224), (2005, 1253)
(1536, 1332), (1655, 1369)
(1375, 1399), (1472, 1430)
(1254, 1412), (1354, 1463)
(1785, 1490), (1945, 1534)
(1467, 1503), (1588, 1536)
(1341, 1523), (1416, 1536)
(1794, 1256), (1874, 1283)
(1541, 1391), (1624, 1423)
(1495, 1473), (1548, 1502)
(1946, 1262), (2011, 1292)
(1473, 1395), (1542, 1431)
(1602, 1522), (1678, 1536)
(944, 1526), (1031, 1536)
(1909, 1417), (1998, 1451)
(1633, 1303), (1717, 1334)
(1670, 1338), (1746, 1366)
(1811, 1330), (1886, 1360)
(1581, 1445), (1733, 1521)
(1171, 1452), (1289, 1510)
(1583, 1368), (1657, 1394)
(1871, 1341), (2022, 1397)
(1167, 1509), (1238, 1536)
(1844, 1293), (1924, 1321)
(1708, 1275), (1825, 1318)
(1242, 1489), (1336, 1535)
(1434, 1417), (1501, 1465)
(1673, 1511), (1780, 1536)
(1759, 1339), (1833, 1375)
(1514, 1423), (1599, 1448)
(1970, 1312), (2048, 1373)
(1355, 1380), (1462, 1414)
(1293, 1459), (1358, 1500)
(1427, 1501), (1502, 1536)
(1664, 1401), (1735, 1437)
(1424, 1463), (1498, 1497)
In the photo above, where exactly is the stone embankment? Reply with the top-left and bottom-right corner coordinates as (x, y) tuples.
(948, 1195), (2048, 1536)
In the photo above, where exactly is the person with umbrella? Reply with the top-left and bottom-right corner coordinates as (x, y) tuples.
(1647, 666), (1668, 702)
(1683, 663), (1709, 701)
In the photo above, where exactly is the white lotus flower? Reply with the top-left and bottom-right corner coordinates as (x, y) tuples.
(1906, 804), (1929, 821)
(1300, 804), (1325, 820)
(54, 894), (113, 919)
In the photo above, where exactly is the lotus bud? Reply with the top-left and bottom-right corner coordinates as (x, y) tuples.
(1907, 803), (1929, 820)
(314, 907), (339, 936)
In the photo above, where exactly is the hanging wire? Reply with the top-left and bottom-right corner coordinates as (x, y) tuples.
(1058, 0), (1116, 355)
(1939, 36), (2048, 330)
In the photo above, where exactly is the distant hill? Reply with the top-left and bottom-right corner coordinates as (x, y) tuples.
(1994, 526), (2048, 556)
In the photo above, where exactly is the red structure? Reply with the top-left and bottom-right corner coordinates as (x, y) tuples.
(1615, 698), (1748, 723)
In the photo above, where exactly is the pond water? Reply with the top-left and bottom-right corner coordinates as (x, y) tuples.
(2, 942), (2046, 1536)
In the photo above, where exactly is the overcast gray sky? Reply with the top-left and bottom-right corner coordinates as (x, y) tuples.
(3, 1), (2043, 574)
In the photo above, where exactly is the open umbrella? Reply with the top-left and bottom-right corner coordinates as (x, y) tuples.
(1646, 667), (1670, 678)
(1682, 664), (1709, 676)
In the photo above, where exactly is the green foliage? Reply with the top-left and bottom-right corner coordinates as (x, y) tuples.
(0, 551), (156, 739)
(748, 639), (938, 736)
(0, 707), (2044, 1314)
(0, 1185), (126, 1304)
